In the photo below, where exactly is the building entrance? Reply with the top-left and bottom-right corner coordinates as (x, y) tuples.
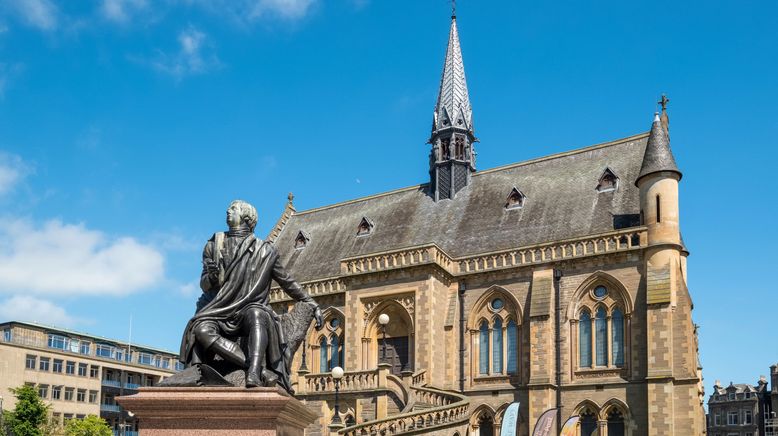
(379, 336), (410, 375)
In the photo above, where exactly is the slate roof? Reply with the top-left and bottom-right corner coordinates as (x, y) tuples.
(636, 113), (681, 185)
(274, 132), (651, 283)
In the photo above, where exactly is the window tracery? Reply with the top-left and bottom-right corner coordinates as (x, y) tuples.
(468, 288), (522, 382)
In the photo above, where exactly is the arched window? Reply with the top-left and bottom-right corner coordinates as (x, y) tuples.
(478, 414), (494, 436)
(506, 320), (518, 374)
(579, 310), (592, 368)
(479, 320), (489, 375)
(607, 409), (625, 436)
(612, 308), (624, 367)
(580, 411), (597, 436)
(595, 307), (608, 366)
(330, 335), (340, 369)
(319, 337), (328, 373)
(492, 318), (503, 374)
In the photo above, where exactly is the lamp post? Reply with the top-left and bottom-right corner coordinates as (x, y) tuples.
(378, 313), (390, 365)
(298, 338), (309, 372)
(331, 366), (344, 426)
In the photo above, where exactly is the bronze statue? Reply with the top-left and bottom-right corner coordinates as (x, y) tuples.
(173, 200), (322, 392)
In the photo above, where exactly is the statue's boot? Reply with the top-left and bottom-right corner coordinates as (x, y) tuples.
(246, 353), (263, 388)
(208, 337), (248, 369)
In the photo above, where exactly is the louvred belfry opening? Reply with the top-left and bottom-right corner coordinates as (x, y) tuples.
(428, 15), (477, 201)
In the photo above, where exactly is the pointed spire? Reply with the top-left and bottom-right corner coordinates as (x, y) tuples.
(636, 112), (682, 186)
(431, 16), (474, 137)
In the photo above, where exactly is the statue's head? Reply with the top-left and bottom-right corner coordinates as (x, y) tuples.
(226, 200), (258, 232)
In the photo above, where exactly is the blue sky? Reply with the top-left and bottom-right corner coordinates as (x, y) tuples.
(0, 0), (775, 394)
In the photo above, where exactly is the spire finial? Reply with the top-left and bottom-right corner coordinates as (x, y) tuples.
(658, 94), (670, 113)
(451, 0), (456, 19)
(287, 192), (294, 203)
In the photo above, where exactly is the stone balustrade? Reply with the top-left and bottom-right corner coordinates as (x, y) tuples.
(338, 386), (469, 436)
(303, 369), (379, 394)
(454, 228), (646, 274)
(411, 369), (427, 387)
(340, 244), (451, 276)
(270, 277), (345, 303)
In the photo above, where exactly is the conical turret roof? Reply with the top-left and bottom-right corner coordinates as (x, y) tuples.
(636, 113), (681, 185)
(431, 17), (473, 136)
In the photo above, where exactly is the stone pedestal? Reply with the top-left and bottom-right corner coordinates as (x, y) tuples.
(117, 387), (317, 436)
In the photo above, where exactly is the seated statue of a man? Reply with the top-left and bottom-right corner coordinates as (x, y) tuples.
(178, 199), (323, 390)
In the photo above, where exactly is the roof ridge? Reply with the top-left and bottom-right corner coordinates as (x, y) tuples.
(292, 131), (649, 217)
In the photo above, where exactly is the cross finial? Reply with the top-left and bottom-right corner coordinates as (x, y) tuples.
(658, 94), (670, 112)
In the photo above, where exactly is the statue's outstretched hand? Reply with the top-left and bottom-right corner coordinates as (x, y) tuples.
(314, 306), (324, 330)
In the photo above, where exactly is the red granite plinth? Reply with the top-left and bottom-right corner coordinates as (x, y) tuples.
(116, 387), (317, 436)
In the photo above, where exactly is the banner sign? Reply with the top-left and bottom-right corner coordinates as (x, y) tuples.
(559, 416), (579, 436)
(499, 402), (520, 436)
(531, 408), (557, 436)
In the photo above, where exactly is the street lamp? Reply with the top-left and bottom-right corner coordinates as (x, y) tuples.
(378, 314), (390, 365)
(331, 366), (344, 425)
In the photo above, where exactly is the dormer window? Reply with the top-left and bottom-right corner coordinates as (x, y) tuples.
(357, 217), (374, 236)
(504, 187), (526, 210)
(294, 230), (310, 249)
(596, 168), (619, 193)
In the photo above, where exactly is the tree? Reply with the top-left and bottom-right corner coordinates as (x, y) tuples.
(63, 416), (111, 436)
(5, 385), (49, 436)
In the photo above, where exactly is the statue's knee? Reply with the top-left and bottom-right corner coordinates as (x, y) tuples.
(194, 323), (217, 343)
(244, 307), (265, 322)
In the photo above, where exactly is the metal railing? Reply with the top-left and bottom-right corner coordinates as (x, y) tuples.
(100, 404), (122, 413)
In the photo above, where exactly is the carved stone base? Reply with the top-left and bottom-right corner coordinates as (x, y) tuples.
(116, 387), (317, 436)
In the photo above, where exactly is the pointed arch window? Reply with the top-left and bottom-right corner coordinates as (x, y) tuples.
(479, 320), (489, 375)
(579, 310), (592, 368)
(330, 335), (340, 369)
(506, 320), (518, 374)
(612, 308), (625, 366)
(504, 187), (526, 210)
(595, 307), (608, 366)
(319, 337), (328, 373)
(492, 318), (503, 374)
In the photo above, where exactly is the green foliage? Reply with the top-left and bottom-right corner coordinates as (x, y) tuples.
(5, 385), (50, 436)
(63, 416), (111, 436)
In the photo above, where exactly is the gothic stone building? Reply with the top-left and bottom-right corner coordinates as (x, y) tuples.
(267, 15), (705, 436)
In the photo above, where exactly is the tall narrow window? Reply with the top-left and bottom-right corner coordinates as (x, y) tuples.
(492, 318), (503, 374)
(595, 307), (608, 366)
(612, 308), (625, 367)
(319, 337), (328, 373)
(479, 321), (489, 375)
(656, 195), (661, 223)
(579, 310), (592, 368)
(339, 336), (345, 369)
(506, 320), (518, 374)
(330, 335), (340, 369)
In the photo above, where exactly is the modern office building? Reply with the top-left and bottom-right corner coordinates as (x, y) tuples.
(0, 321), (180, 435)
(264, 12), (705, 436)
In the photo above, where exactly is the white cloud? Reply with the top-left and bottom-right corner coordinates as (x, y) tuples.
(100, 0), (149, 24)
(0, 152), (30, 196)
(5, 0), (58, 31)
(0, 295), (80, 327)
(140, 26), (220, 79)
(177, 281), (199, 297)
(0, 218), (165, 296)
(250, 0), (316, 20)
